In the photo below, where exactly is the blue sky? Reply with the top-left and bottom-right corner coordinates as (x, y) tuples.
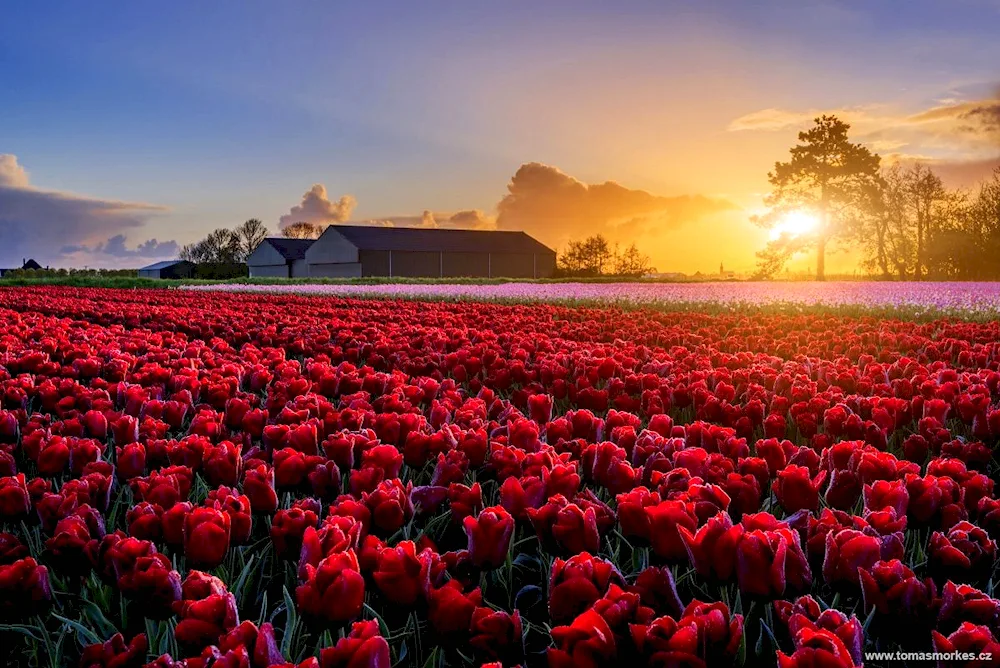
(2, 1), (998, 271)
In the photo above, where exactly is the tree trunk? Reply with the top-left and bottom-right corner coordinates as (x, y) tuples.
(816, 236), (826, 281)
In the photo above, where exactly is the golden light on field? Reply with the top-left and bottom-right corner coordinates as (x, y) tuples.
(769, 210), (820, 241)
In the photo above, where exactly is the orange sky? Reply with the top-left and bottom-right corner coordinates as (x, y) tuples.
(3, 2), (999, 271)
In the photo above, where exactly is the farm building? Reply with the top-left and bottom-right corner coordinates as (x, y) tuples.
(138, 260), (196, 279)
(246, 238), (313, 278)
(0, 258), (42, 277)
(300, 225), (557, 278)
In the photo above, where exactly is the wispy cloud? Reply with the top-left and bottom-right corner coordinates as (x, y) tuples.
(727, 86), (1000, 184)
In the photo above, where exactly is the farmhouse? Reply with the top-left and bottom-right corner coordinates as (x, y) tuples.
(0, 258), (42, 277)
(245, 238), (313, 278)
(137, 260), (196, 279)
(248, 225), (554, 279)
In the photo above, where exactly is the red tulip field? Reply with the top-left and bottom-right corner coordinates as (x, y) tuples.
(4, 285), (1000, 667)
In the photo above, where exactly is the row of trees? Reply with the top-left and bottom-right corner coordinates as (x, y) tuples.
(754, 115), (1000, 280)
(179, 219), (269, 264)
(557, 234), (656, 277)
(856, 165), (1000, 280)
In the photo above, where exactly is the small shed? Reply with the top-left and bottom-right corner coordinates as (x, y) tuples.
(138, 260), (196, 279)
(247, 238), (314, 278)
(305, 226), (557, 278)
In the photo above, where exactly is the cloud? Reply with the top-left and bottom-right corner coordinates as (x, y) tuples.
(728, 88), (1000, 185)
(446, 209), (496, 230)
(0, 155), (30, 188)
(59, 234), (179, 260)
(495, 162), (735, 249)
(0, 154), (172, 268)
(278, 184), (356, 230)
(730, 87), (1000, 147)
(356, 208), (497, 230)
(727, 106), (883, 132)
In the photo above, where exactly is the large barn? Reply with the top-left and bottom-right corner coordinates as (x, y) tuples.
(137, 260), (196, 279)
(245, 238), (313, 278)
(301, 225), (556, 279)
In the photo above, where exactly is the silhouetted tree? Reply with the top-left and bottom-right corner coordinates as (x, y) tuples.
(614, 243), (655, 276)
(281, 222), (325, 239)
(559, 234), (614, 276)
(236, 218), (268, 260)
(180, 228), (242, 263)
(755, 115), (881, 280)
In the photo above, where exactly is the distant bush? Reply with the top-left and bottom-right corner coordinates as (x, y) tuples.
(3, 267), (139, 278)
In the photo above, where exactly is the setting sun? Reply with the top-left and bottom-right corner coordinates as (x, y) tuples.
(769, 210), (820, 241)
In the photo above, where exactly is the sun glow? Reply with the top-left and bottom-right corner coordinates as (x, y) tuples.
(769, 210), (819, 241)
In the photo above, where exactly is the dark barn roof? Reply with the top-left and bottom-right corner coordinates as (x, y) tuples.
(263, 238), (314, 260)
(140, 260), (192, 271)
(22, 259), (41, 270)
(330, 225), (554, 255)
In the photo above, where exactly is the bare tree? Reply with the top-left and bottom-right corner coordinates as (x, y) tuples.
(281, 222), (325, 239)
(236, 219), (268, 260)
(613, 243), (655, 276)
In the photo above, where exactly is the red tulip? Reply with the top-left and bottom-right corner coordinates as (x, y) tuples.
(929, 521), (997, 582)
(426, 580), (481, 638)
(183, 506), (231, 569)
(548, 552), (623, 623)
(0, 474), (30, 518)
(0, 557), (51, 620)
(931, 623), (1000, 666)
(469, 606), (523, 663)
(79, 632), (148, 668)
(296, 550), (365, 624)
(271, 506), (319, 560)
(777, 627), (858, 668)
(773, 465), (827, 513)
(548, 609), (617, 668)
(822, 529), (882, 588)
(318, 620), (390, 668)
(243, 463), (278, 513)
(938, 581), (1000, 635)
(173, 592), (239, 653)
(463, 505), (514, 570)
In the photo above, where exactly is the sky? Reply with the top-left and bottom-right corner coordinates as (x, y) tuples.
(2, 0), (999, 273)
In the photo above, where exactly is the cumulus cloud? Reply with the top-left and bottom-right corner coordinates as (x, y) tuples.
(495, 162), (735, 249)
(0, 155), (30, 188)
(0, 154), (171, 268)
(446, 209), (496, 230)
(278, 184), (357, 230)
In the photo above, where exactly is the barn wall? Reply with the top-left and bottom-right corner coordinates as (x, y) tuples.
(290, 259), (309, 278)
(308, 263), (363, 278)
(389, 251), (441, 277)
(249, 264), (290, 278)
(535, 253), (557, 279)
(442, 252), (490, 278)
(247, 243), (285, 266)
(162, 264), (195, 279)
(138, 270), (157, 279)
(305, 229), (359, 265)
(489, 253), (535, 278)
(360, 250), (391, 277)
